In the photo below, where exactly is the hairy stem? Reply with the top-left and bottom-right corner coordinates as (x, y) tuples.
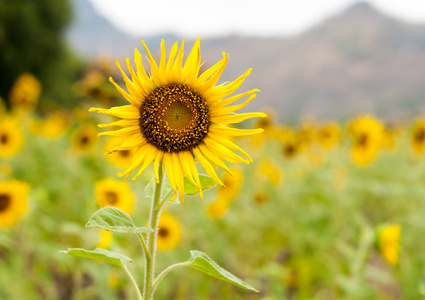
(124, 266), (143, 300)
(143, 162), (167, 300)
(152, 262), (190, 291)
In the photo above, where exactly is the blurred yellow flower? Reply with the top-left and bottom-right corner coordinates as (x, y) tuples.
(156, 212), (181, 250)
(95, 178), (135, 214)
(315, 122), (341, 150)
(30, 112), (70, 138)
(411, 120), (425, 155)
(9, 73), (41, 114)
(96, 230), (113, 249)
(207, 197), (230, 219)
(218, 168), (243, 200)
(251, 109), (277, 145)
(259, 161), (282, 186)
(207, 168), (242, 219)
(0, 116), (24, 158)
(378, 224), (401, 265)
(298, 119), (315, 147)
(0, 180), (30, 228)
(282, 131), (303, 160)
(72, 123), (98, 152)
(254, 191), (269, 205)
(105, 137), (136, 169)
(349, 116), (384, 165)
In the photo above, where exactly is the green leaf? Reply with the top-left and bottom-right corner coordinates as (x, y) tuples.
(145, 178), (174, 200)
(186, 250), (259, 292)
(184, 174), (217, 196)
(61, 248), (132, 269)
(85, 207), (153, 234)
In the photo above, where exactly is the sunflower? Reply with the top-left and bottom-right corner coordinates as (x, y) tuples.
(206, 197), (230, 219)
(96, 230), (113, 249)
(9, 73), (41, 114)
(378, 224), (401, 265)
(30, 112), (70, 138)
(90, 39), (265, 203)
(0, 116), (24, 158)
(156, 212), (181, 250)
(0, 180), (30, 228)
(105, 137), (136, 169)
(95, 178), (135, 214)
(281, 130), (303, 160)
(72, 123), (98, 152)
(254, 191), (269, 205)
(411, 120), (425, 155)
(258, 161), (282, 186)
(349, 116), (384, 165)
(315, 122), (341, 150)
(217, 167), (243, 200)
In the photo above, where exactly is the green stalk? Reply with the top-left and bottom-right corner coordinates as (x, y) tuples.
(123, 266), (143, 300)
(143, 162), (166, 300)
(152, 262), (190, 291)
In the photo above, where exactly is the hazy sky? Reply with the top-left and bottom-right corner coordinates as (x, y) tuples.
(89, 0), (425, 38)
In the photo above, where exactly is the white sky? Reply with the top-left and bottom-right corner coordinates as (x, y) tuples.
(89, 0), (425, 38)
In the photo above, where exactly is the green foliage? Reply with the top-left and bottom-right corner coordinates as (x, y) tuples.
(61, 248), (132, 269)
(185, 250), (259, 292)
(0, 0), (85, 108)
(86, 207), (153, 234)
(183, 175), (217, 196)
(145, 178), (172, 200)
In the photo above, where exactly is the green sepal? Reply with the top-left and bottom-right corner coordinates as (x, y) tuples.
(85, 206), (153, 234)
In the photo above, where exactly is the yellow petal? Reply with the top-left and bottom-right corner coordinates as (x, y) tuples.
(209, 125), (264, 137)
(172, 152), (185, 203)
(203, 137), (249, 164)
(207, 132), (253, 162)
(211, 112), (267, 125)
(89, 105), (139, 119)
(193, 147), (224, 186)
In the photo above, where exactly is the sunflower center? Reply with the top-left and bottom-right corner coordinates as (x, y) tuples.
(139, 83), (210, 152)
(0, 194), (10, 212)
(119, 150), (130, 157)
(158, 227), (169, 238)
(80, 135), (89, 145)
(284, 144), (296, 157)
(320, 130), (331, 139)
(105, 191), (118, 205)
(415, 128), (425, 142)
(0, 134), (8, 145)
(357, 133), (368, 146)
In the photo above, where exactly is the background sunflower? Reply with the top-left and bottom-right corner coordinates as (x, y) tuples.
(0, 180), (30, 228)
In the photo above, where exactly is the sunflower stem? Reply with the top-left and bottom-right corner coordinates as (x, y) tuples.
(152, 262), (190, 292)
(143, 161), (166, 300)
(123, 266), (143, 300)
(155, 189), (174, 211)
(137, 232), (150, 261)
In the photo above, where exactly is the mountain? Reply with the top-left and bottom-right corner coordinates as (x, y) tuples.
(67, 0), (180, 58)
(67, 1), (425, 121)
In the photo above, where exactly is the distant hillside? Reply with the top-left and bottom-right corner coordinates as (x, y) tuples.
(67, 1), (425, 121)
(67, 0), (179, 58)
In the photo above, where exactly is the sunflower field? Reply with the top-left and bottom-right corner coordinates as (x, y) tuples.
(1, 37), (425, 300)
